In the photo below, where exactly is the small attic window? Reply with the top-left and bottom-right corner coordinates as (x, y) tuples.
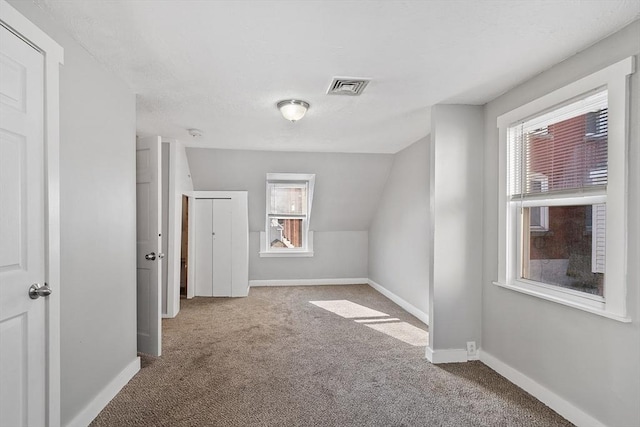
(260, 173), (315, 257)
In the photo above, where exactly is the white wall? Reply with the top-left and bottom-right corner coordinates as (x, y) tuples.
(368, 136), (430, 316)
(7, 1), (138, 425)
(187, 148), (392, 281)
(482, 21), (640, 426)
(428, 105), (484, 360)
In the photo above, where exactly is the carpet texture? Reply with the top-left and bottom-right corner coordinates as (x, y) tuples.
(91, 285), (573, 426)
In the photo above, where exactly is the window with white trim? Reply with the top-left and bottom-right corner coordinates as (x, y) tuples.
(260, 173), (315, 257)
(496, 57), (633, 322)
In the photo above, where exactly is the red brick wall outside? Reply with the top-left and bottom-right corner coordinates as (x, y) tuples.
(528, 112), (606, 261)
(530, 206), (591, 260)
(282, 219), (302, 247)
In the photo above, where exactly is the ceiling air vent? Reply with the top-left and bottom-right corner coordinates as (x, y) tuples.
(327, 77), (370, 96)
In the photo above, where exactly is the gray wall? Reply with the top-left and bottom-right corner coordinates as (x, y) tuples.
(187, 148), (393, 280)
(8, 2), (138, 425)
(429, 105), (484, 353)
(250, 231), (368, 280)
(368, 136), (430, 315)
(482, 21), (640, 426)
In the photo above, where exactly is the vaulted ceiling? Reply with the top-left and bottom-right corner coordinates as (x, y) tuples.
(31, 0), (639, 153)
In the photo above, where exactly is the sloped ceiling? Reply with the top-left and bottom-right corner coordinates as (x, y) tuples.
(186, 147), (395, 232)
(28, 0), (640, 153)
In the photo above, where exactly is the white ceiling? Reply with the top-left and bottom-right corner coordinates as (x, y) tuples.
(34, 0), (639, 153)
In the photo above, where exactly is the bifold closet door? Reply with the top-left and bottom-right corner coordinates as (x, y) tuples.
(194, 199), (213, 296)
(194, 198), (233, 296)
(211, 199), (232, 296)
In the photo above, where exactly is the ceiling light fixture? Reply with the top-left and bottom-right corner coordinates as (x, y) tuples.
(277, 99), (310, 122)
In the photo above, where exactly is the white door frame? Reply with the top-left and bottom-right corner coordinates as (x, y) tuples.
(0, 1), (64, 425)
(164, 140), (190, 317)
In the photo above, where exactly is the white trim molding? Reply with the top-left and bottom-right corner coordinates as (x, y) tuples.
(65, 357), (140, 427)
(367, 279), (429, 325)
(480, 351), (605, 427)
(425, 347), (470, 364)
(249, 278), (368, 287)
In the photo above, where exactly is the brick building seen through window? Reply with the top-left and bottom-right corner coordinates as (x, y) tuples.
(522, 107), (607, 296)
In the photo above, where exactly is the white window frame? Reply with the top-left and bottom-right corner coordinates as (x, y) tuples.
(495, 57), (634, 322)
(260, 173), (315, 257)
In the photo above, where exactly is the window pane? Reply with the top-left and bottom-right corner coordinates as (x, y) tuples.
(269, 184), (307, 215)
(269, 218), (303, 249)
(522, 204), (604, 296)
(510, 90), (608, 197)
(529, 206), (548, 231)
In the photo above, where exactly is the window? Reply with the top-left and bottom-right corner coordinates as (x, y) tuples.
(495, 57), (633, 322)
(260, 173), (315, 257)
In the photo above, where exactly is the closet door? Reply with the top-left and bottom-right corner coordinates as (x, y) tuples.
(194, 199), (213, 296)
(211, 199), (233, 296)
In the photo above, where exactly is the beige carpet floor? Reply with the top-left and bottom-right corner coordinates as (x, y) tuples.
(91, 285), (573, 426)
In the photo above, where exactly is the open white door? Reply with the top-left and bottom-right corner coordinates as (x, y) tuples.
(136, 136), (162, 356)
(0, 24), (46, 427)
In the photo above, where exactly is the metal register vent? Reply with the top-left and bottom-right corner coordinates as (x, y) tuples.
(327, 77), (370, 96)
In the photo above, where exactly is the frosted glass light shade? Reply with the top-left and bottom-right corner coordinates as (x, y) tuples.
(277, 100), (310, 121)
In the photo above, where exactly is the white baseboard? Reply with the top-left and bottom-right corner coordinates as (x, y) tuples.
(249, 278), (368, 287)
(426, 346), (469, 363)
(367, 279), (429, 325)
(480, 350), (604, 427)
(66, 357), (140, 427)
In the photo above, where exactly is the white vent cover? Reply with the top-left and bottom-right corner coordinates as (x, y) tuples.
(327, 77), (370, 96)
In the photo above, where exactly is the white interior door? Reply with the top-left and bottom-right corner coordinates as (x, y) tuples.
(136, 136), (162, 356)
(212, 199), (232, 296)
(194, 199), (213, 297)
(0, 24), (46, 427)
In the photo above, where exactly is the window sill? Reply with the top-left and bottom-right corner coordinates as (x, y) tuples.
(493, 280), (631, 323)
(259, 251), (314, 258)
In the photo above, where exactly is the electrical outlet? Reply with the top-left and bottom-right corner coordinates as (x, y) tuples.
(466, 341), (477, 357)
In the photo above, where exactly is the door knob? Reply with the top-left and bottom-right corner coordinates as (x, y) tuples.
(29, 283), (52, 299)
(145, 252), (156, 260)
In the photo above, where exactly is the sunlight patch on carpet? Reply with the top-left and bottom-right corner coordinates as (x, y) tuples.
(310, 300), (427, 347)
(309, 300), (389, 318)
(363, 321), (428, 346)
